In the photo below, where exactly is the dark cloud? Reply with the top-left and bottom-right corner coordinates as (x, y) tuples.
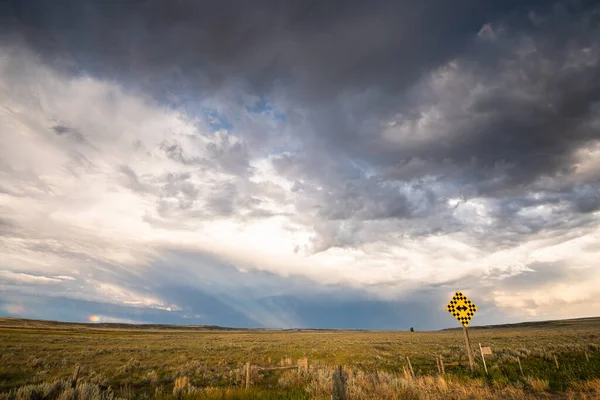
(571, 184), (600, 213)
(2, 0), (600, 327)
(4, 2), (599, 233)
(51, 124), (85, 143)
(0, 0), (548, 98)
(301, 10), (600, 186)
(51, 124), (71, 135)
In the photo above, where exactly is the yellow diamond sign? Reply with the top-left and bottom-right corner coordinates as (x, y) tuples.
(446, 291), (477, 327)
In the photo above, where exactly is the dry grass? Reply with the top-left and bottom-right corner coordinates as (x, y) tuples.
(5, 372), (600, 399)
(1, 318), (600, 398)
(525, 376), (550, 392)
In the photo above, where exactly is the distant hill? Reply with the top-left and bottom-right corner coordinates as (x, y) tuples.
(0, 317), (245, 332)
(2, 316), (599, 332)
(0, 317), (366, 332)
(442, 316), (600, 331)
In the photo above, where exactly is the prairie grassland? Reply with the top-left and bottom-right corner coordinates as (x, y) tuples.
(1, 318), (600, 399)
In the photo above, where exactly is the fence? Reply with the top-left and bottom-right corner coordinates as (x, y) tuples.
(66, 349), (595, 398)
(245, 357), (309, 389)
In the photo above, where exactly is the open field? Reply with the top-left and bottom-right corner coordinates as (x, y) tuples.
(1, 318), (600, 399)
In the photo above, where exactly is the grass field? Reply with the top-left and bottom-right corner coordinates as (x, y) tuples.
(1, 317), (600, 399)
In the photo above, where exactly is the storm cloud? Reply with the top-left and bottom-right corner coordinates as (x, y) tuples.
(0, 0), (599, 328)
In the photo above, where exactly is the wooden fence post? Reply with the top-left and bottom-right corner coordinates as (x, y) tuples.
(554, 355), (559, 370)
(517, 357), (524, 377)
(406, 356), (415, 379)
(332, 365), (347, 400)
(71, 365), (80, 388)
(245, 362), (251, 390)
(436, 355), (441, 375)
(479, 343), (488, 375)
(440, 355), (445, 375)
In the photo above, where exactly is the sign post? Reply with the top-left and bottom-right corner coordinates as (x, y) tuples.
(479, 343), (491, 375)
(463, 326), (475, 372)
(446, 291), (478, 372)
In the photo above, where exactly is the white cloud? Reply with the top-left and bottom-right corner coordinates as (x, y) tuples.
(94, 282), (178, 310)
(0, 270), (64, 284)
(87, 314), (145, 324)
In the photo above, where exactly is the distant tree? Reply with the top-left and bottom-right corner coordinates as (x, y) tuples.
(410, 327), (414, 332)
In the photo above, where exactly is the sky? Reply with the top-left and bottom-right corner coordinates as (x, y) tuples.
(0, 0), (599, 330)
